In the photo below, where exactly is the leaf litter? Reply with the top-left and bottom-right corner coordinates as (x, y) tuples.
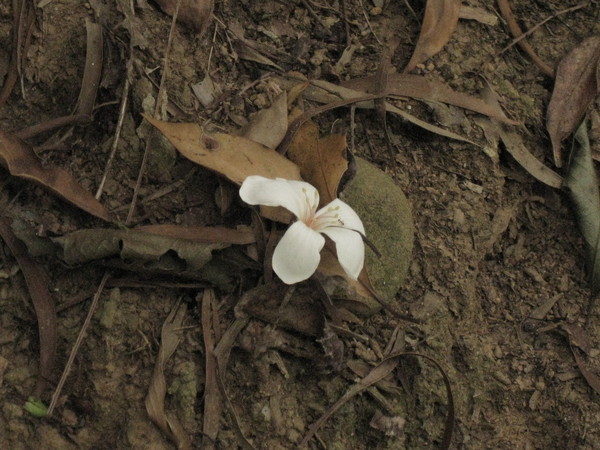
(4, 0), (600, 448)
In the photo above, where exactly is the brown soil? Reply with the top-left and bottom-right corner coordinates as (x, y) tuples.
(1, 0), (600, 448)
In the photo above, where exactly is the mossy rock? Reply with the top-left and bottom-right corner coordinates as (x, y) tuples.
(338, 157), (414, 315)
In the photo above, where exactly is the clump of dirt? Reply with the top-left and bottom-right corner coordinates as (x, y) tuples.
(2, 0), (600, 449)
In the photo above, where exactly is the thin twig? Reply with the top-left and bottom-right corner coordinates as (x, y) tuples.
(127, 0), (182, 224)
(14, 114), (91, 140)
(496, 0), (555, 77)
(340, 0), (351, 48)
(357, 0), (382, 46)
(497, 2), (589, 57)
(96, 76), (130, 199)
(47, 271), (110, 417)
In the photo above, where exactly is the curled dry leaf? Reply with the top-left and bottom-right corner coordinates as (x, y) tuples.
(154, 0), (214, 33)
(0, 130), (111, 221)
(52, 228), (222, 269)
(405, 0), (461, 72)
(0, 217), (57, 400)
(145, 301), (192, 449)
(547, 36), (600, 167)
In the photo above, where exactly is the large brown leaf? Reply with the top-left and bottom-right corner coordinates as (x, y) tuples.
(405, 0), (461, 72)
(144, 115), (301, 185)
(547, 36), (600, 167)
(0, 130), (111, 221)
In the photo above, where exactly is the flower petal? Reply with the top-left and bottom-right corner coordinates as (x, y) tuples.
(239, 176), (319, 221)
(315, 199), (365, 234)
(320, 226), (365, 280)
(272, 221), (325, 284)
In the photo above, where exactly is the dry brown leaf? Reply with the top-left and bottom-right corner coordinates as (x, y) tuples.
(0, 130), (112, 221)
(405, 0), (461, 72)
(136, 224), (255, 245)
(343, 73), (518, 125)
(200, 289), (222, 447)
(547, 35), (600, 167)
(276, 76), (477, 145)
(154, 0), (214, 33)
(144, 115), (301, 185)
(285, 120), (348, 206)
(145, 301), (192, 449)
(145, 115), (301, 222)
(241, 91), (288, 149)
(0, 217), (57, 399)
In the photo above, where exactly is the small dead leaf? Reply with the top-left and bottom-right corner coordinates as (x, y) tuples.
(405, 0), (460, 72)
(0, 130), (111, 221)
(236, 282), (326, 337)
(370, 410), (406, 437)
(241, 91), (288, 149)
(547, 36), (600, 167)
(191, 74), (220, 108)
(286, 120), (348, 206)
(154, 0), (214, 33)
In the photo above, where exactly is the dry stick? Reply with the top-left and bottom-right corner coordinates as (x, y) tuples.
(126, 0), (182, 225)
(496, 0), (555, 78)
(357, 0), (382, 46)
(15, 114), (91, 140)
(47, 271), (110, 417)
(340, 0), (351, 48)
(497, 1), (589, 56)
(96, 76), (130, 199)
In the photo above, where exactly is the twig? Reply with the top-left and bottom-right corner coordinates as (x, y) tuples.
(47, 271), (110, 417)
(497, 2), (589, 57)
(340, 0), (351, 47)
(357, 0), (382, 46)
(127, 0), (182, 224)
(14, 114), (91, 140)
(96, 74), (131, 199)
(496, 0), (555, 77)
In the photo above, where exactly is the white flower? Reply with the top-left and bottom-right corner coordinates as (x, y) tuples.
(240, 176), (365, 284)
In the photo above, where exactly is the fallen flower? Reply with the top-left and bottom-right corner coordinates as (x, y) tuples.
(240, 176), (365, 284)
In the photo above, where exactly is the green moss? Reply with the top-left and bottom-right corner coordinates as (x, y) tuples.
(340, 158), (414, 314)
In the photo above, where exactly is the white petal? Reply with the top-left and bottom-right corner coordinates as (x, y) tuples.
(272, 221), (325, 284)
(320, 227), (365, 280)
(314, 199), (365, 234)
(239, 176), (319, 221)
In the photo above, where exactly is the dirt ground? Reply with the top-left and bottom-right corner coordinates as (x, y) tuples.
(1, 0), (600, 448)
